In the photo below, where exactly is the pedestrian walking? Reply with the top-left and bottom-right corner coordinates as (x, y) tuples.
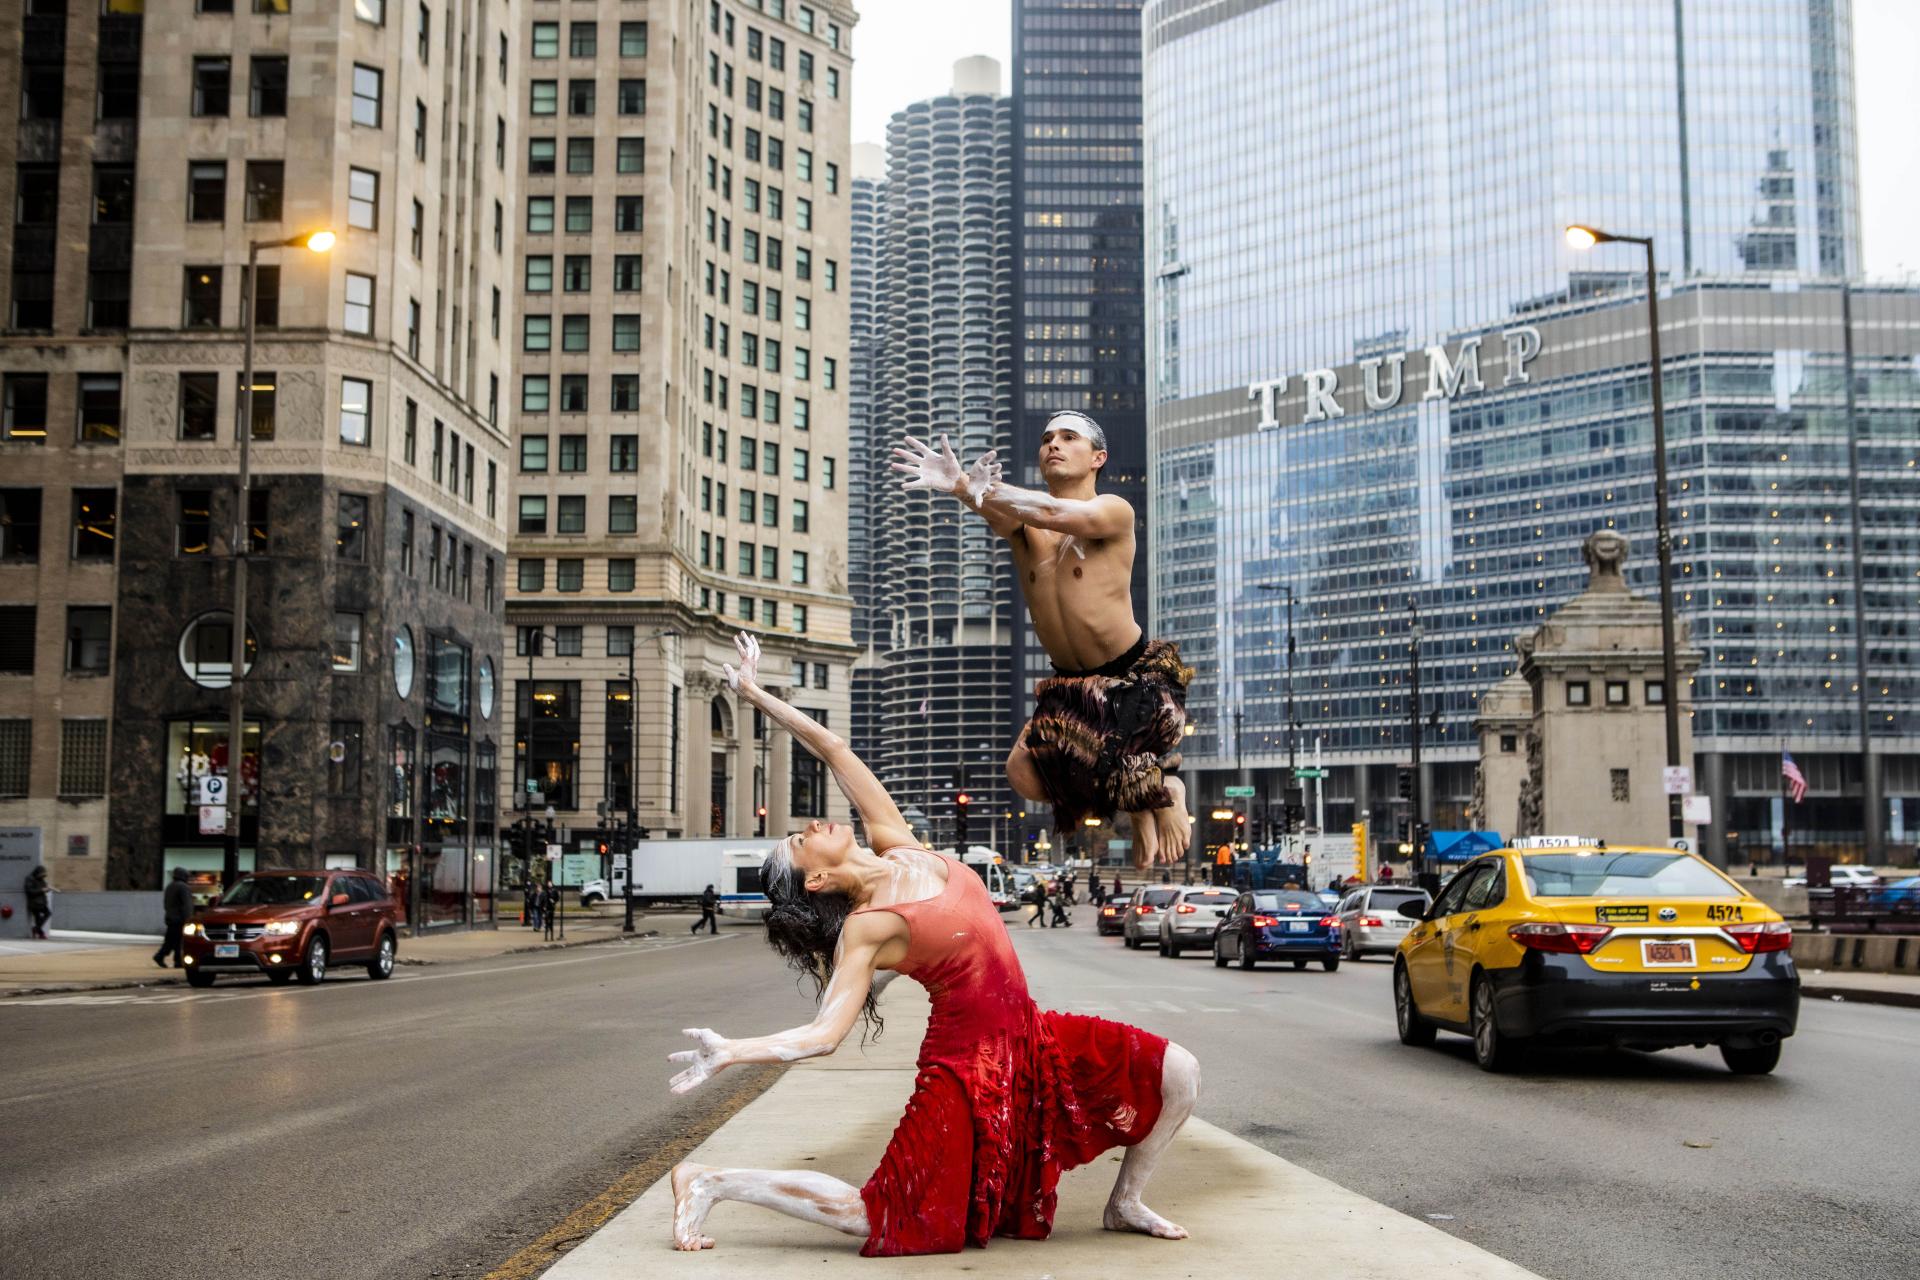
(1048, 884), (1073, 928)
(692, 883), (720, 934)
(153, 866), (191, 968)
(24, 864), (52, 940)
(1112, 873), (1124, 900)
(541, 880), (559, 939)
(1086, 867), (1100, 903)
(522, 880), (538, 928)
(1026, 876), (1050, 928)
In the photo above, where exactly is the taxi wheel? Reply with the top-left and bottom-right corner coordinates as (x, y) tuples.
(1394, 963), (1436, 1047)
(186, 968), (216, 988)
(1720, 1041), (1782, 1075)
(296, 934), (329, 986)
(1213, 939), (1227, 968)
(1471, 974), (1525, 1073)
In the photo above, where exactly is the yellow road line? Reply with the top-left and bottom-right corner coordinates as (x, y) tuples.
(481, 1067), (783, 1280)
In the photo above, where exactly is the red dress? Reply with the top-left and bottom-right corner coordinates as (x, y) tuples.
(853, 850), (1168, 1256)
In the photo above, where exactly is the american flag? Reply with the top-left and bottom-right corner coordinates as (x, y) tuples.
(1781, 750), (1807, 805)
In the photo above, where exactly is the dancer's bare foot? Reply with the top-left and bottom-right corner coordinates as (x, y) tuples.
(1104, 1197), (1188, 1239)
(671, 1162), (718, 1250)
(1155, 776), (1191, 863)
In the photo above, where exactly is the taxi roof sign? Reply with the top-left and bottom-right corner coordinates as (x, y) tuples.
(1508, 835), (1607, 850)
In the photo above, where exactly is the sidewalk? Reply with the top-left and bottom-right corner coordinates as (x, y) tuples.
(0, 910), (708, 997)
(537, 983), (1545, 1280)
(1796, 967), (1920, 1009)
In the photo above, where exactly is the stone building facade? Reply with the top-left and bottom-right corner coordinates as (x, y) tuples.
(504, 0), (859, 846)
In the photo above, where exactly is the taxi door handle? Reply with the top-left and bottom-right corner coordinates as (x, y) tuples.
(1465, 920), (1482, 932)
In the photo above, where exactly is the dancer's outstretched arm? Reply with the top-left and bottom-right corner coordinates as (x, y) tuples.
(892, 433), (1131, 541)
(667, 915), (893, 1094)
(724, 633), (913, 852)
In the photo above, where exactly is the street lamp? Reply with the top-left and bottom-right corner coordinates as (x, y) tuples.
(1565, 224), (1684, 840)
(222, 229), (334, 889)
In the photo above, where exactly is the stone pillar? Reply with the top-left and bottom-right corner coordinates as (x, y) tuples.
(686, 675), (718, 838)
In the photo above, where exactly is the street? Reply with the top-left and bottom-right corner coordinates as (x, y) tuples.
(3, 916), (1917, 1280)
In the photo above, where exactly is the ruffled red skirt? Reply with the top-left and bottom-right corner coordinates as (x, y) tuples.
(858, 1009), (1168, 1257)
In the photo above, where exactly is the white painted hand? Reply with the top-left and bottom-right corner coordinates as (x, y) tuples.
(889, 434), (967, 496)
(965, 450), (1002, 506)
(668, 1027), (735, 1095)
(722, 632), (761, 692)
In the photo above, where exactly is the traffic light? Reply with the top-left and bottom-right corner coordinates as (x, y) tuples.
(1397, 766), (1414, 800)
(596, 840), (610, 857)
(955, 791), (971, 844)
(756, 804), (768, 837)
(1412, 822), (1431, 857)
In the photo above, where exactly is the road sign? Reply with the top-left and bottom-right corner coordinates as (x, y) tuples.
(198, 805), (227, 835)
(544, 844), (562, 862)
(1293, 768), (1327, 779)
(196, 775), (227, 806)
(1682, 794), (1713, 826)
(1224, 785), (1256, 798)
(1663, 766), (1693, 796)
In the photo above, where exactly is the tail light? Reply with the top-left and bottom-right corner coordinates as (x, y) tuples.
(1319, 916), (1341, 929)
(1726, 921), (1792, 953)
(1176, 903), (1197, 914)
(1508, 921), (1614, 954)
(1361, 916), (1384, 927)
(1252, 915), (1280, 928)
(1136, 904), (1155, 915)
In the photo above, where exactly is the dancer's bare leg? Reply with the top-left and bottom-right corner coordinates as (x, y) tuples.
(1006, 730), (1047, 804)
(672, 1162), (868, 1251)
(1103, 1042), (1199, 1239)
(1153, 776), (1191, 864)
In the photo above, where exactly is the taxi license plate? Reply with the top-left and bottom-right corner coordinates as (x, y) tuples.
(214, 944), (239, 959)
(1286, 921), (1308, 933)
(1641, 939), (1695, 967)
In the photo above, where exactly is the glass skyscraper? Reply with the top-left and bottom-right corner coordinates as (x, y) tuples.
(1143, 0), (1918, 863)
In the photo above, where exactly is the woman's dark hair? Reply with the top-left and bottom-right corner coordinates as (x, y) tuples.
(761, 847), (883, 1039)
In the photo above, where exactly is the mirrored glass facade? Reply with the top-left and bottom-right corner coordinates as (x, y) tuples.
(1144, 0), (1917, 862)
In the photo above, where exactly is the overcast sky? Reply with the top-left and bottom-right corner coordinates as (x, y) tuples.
(849, 0), (1918, 279)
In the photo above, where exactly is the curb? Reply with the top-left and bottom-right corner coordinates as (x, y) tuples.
(1, 928), (657, 997)
(1800, 983), (1920, 1010)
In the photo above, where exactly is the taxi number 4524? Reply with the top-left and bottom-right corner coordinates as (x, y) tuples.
(1704, 903), (1745, 922)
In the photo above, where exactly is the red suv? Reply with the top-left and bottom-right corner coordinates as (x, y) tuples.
(182, 869), (401, 987)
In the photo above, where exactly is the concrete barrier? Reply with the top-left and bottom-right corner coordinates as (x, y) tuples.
(18, 891), (165, 936)
(1792, 931), (1920, 975)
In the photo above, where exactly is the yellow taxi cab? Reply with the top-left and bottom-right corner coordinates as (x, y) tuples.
(1392, 839), (1799, 1074)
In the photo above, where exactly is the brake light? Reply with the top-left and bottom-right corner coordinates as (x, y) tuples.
(1136, 904), (1155, 914)
(1176, 903), (1197, 914)
(1726, 921), (1792, 953)
(1361, 916), (1384, 927)
(1320, 916), (1341, 929)
(1252, 915), (1280, 928)
(1508, 921), (1614, 954)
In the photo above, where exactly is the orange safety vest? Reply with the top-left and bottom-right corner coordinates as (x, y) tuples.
(1215, 845), (1233, 866)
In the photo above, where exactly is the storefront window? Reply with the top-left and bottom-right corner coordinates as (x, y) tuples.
(166, 720), (260, 814)
(424, 736), (468, 836)
(426, 634), (470, 716)
(475, 740), (497, 924)
(387, 722), (415, 845)
(518, 681), (579, 810)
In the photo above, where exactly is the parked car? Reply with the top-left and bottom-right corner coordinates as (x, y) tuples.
(1157, 887), (1239, 956)
(1121, 884), (1182, 949)
(1335, 884), (1433, 960)
(182, 869), (400, 987)
(1783, 865), (1881, 888)
(1096, 891), (1130, 936)
(1212, 889), (1343, 971)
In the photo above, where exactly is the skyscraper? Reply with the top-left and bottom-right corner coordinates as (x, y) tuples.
(847, 143), (886, 770)
(1143, 0), (1916, 863)
(1010, 0), (1150, 848)
(505, 0), (860, 847)
(0, 0), (515, 917)
(865, 58), (1014, 849)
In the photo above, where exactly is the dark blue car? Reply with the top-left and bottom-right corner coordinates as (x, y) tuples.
(1212, 889), (1343, 972)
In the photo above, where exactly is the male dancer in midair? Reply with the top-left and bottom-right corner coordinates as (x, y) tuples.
(893, 415), (1191, 867)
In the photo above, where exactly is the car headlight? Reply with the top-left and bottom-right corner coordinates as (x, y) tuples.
(182, 923), (199, 936)
(263, 920), (302, 936)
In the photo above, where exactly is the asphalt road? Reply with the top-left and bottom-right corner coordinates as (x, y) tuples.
(3, 912), (1917, 1280)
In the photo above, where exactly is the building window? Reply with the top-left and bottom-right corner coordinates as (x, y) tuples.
(329, 721), (363, 796)
(0, 720), (28, 796)
(529, 136), (556, 174)
(355, 0), (384, 24)
(791, 499), (808, 534)
(612, 314), (641, 351)
(531, 80), (558, 115)
(617, 78), (645, 115)
(339, 378), (371, 446)
(1499, 733), (1518, 754)
(1610, 769), (1630, 802)
(191, 57), (230, 117)
(347, 167), (379, 230)
(3, 375), (49, 442)
(608, 558), (635, 592)
(526, 255), (554, 292)
(609, 496), (637, 534)
(527, 197), (555, 234)
(565, 196), (593, 233)
(562, 255), (591, 291)
(1565, 681), (1590, 707)
(336, 493), (369, 560)
(176, 490), (213, 556)
(414, 99), (429, 157)
(557, 495), (586, 534)
(250, 55), (288, 116)
(610, 375), (639, 412)
(0, 490), (40, 561)
(616, 137), (644, 173)
(620, 21), (647, 55)
(351, 64), (383, 126)
(333, 612), (364, 672)
(1605, 680), (1630, 706)
(65, 607), (111, 674)
(523, 377), (551, 414)
(569, 79), (595, 115)
(183, 266), (223, 326)
(521, 435), (550, 473)
(569, 20), (596, 57)
(70, 488), (116, 560)
(614, 195), (643, 233)
(1645, 680), (1667, 705)
(608, 435), (639, 472)
(178, 373), (219, 440)
(562, 315), (590, 351)
(518, 558), (545, 592)
(244, 160), (283, 222)
(518, 495), (547, 534)
(555, 561), (584, 594)
(58, 720), (108, 798)
(249, 265), (281, 328)
(343, 273), (375, 335)
(555, 623), (583, 652)
(567, 136), (594, 174)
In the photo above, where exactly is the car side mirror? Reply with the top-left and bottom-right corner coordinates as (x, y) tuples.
(331, 892), (350, 907)
(1397, 902), (1427, 921)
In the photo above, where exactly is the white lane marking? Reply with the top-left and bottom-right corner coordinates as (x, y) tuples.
(0, 934), (735, 1007)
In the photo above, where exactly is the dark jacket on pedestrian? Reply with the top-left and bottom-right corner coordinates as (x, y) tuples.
(700, 885), (718, 911)
(162, 867), (193, 925)
(24, 865), (50, 910)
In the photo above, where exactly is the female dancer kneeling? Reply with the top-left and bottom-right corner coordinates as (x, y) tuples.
(669, 633), (1200, 1256)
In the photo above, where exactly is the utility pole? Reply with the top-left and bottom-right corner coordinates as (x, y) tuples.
(1409, 597), (1425, 877)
